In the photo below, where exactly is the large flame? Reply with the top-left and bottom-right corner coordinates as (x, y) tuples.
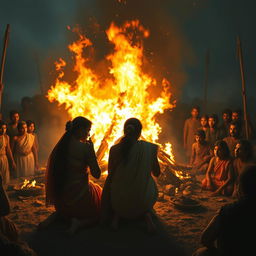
(47, 20), (176, 164)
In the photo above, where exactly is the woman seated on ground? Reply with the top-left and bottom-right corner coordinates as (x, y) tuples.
(193, 165), (256, 256)
(0, 174), (37, 255)
(101, 118), (161, 233)
(190, 129), (212, 175)
(232, 139), (255, 197)
(42, 116), (102, 234)
(12, 121), (38, 178)
(0, 120), (16, 185)
(202, 140), (234, 196)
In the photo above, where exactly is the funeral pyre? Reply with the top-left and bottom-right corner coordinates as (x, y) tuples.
(47, 20), (193, 193)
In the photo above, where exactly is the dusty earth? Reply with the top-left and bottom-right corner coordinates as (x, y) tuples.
(5, 173), (235, 256)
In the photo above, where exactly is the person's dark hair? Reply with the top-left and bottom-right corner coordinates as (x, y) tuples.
(17, 121), (27, 131)
(26, 120), (35, 130)
(200, 114), (208, 120)
(46, 116), (92, 204)
(229, 120), (240, 129)
(238, 164), (256, 199)
(214, 140), (230, 159)
(191, 105), (200, 113)
(120, 118), (142, 161)
(209, 114), (219, 126)
(222, 108), (232, 116)
(9, 110), (19, 119)
(195, 129), (206, 139)
(232, 109), (242, 116)
(236, 139), (253, 161)
(0, 120), (7, 127)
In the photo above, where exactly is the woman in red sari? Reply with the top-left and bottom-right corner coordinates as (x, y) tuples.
(43, 116), (102, 234)
(202, 140), (234, 196)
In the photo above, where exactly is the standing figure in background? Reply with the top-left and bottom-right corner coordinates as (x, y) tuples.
(183, 106), (201, 160)
(6, 110), (20, 146)
(232, 109), (254, 140)
(219, 108), (232, 139)
(26, 120), (39, 167)
(0, 121), (16, 185)
(199, 115), (209, 134)
(202, 140), (234, 196)
(101, 118), (160, 233)
(190, 130), (212, 175)
(223, 121), (241, 158)
(206, 114), (220, 147)
(11, 122), (38, 178)
(232, 139), (255, 196)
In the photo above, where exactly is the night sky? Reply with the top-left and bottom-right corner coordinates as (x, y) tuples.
(0, 0), (255, 117)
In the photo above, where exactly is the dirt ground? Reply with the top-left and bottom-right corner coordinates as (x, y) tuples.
(6, 173), (235, 256)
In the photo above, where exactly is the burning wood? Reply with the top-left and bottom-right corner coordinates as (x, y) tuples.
(15, 179), (44, 197)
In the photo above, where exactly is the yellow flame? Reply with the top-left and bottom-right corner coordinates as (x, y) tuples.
(21, 179), (36, 189)
(47, 20), (176, 164)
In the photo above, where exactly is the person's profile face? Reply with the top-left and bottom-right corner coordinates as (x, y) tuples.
(76, 126), (91, 141)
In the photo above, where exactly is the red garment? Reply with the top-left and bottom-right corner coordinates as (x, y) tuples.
(202, 159), (233, 196)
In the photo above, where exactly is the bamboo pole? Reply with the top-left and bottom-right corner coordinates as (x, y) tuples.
(0, 24), (10, 115)
(237, 36), (249, 139)
(203, 49), (210, 112)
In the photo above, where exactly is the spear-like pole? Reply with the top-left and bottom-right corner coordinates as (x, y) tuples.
(237, 36), (249, 139)
(203, 49), (210, 112)
(0, 24), (10, 115)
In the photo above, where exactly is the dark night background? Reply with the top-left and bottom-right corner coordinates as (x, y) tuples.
(0, 0), (255, 161)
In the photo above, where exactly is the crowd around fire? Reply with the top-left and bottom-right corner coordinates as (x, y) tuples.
(0, 17), (256, 256)
(0, 100), (256, 255)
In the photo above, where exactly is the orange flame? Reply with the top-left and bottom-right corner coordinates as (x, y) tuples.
(21, 179), (36, 189)
(47, 20), (176, 163)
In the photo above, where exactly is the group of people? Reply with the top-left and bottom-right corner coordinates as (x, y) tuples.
(184, 106), (255, 196)
(0, 110), (39, 186)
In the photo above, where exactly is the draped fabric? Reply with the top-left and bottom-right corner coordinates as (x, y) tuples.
(14, 133), (35, 178)
(0, 136), (10, 184)
(45, 135), (102, 220)
(202, 158), (233, 195)
(110, 140), (158, 218)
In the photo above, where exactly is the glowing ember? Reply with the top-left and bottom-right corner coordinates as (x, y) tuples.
(47, 20), (176, 163)
(21, 179), (37, 189)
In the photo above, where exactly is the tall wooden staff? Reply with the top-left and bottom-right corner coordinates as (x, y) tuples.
(237, 36), (249, 139)
(203, 49), (210, 112)
(0, 24), (10, 115)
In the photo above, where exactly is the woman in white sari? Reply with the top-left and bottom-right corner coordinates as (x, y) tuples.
(12, 121), (38, 178)
(101, 118), (160, 233)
